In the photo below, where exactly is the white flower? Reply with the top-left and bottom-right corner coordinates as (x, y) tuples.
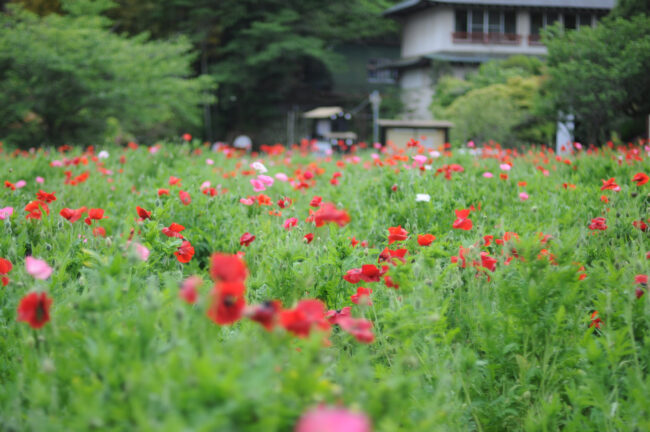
(429, 150), (441, 158)
(415, 193), (431, 202)
(98, 150), (109, 159)
(251, 161), (268, 173)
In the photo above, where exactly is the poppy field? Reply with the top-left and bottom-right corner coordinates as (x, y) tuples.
(1, 139), (650, 431)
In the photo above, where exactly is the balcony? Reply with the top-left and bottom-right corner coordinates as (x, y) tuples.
(452, 32), (521, 45)
(527, 34), (544, 46)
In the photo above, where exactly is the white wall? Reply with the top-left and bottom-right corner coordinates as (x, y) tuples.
(400, 68), (434, 120)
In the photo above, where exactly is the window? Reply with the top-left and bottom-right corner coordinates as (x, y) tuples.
(564, 13), (577, 30)
(455, 9), (468, 32)
(453, 8), (519, 44)
(530, 12), (543, 35)
(367, 59), (396, 84)
(471, 9), (484, 33)
(504, 12), (516, 34)
(488, 10), (501, 33)
(579, 13), (592, 27)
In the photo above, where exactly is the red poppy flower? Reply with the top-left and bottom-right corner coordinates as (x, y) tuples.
(174, 241), (195, 263)
(632, 172), (649, 186)
(600, 178), (620, 191)
(387, 226), (408, 244)
(179, 276), (202, 304)
(378, 248), (407, 265)
(633, 220), (648, 232)
(24, 200), (49, 220)
(240, 232), (255, 246)
(384, 274), (399, 289)
(304, 233), (314, 244)
(136, 206), (151, 220)
(84, 208), (106, 225)
(417, 234), (435, 246)
(17, 292), (52, 329)
(59, 207), (87, 223)
(179, 190), (191, 206)
(246, 300), (283, 330)
(634, 274), (648, 285)
(92, 227), (106, 237)
(312, 203), (350, 227)
(0, 257), (12, 286)
(169, 176), (182, 186)
(343, 264), (386, 284)
(325, 306), (351, 325)
(210, 253), (247, 283)
(480, 252), (497, 272)
(279, 299), (330, 337)
(158, 188), (170, 196)
(310, 196), (322, 207)
(452, 209), (472, 230)
(162, 223), (185, 238)
(182, 133), (192, 142)
(483, 235), (494, 246)
(337, 316), (375, 343)
(5, 181), (15, 190)
(588, 217), (607, 231)
(207, 281), (246, 325)
(36, 190), (57, 203)
(350, 287), (372, 305)
(590, 311), (603, 329)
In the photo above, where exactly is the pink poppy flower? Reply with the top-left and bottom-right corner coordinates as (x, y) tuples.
(25, 257), (53, 280)
(240, 197), (254, 206)
(200, 181), (211, 190)
(483, 172), (493, 178)
(250, 178), (266, 192)
(0, 207), (13, 220)
(131, 243), (149, 261)
(15, 180), (26, 188)
(206, 159), (214, 165)
(519, 192), (529, 201)
(179, 276), (202, 304)
(283, 217), (298, 230)
(36, 177), (45, 184)
(500, 163), (511, 171)
(295, 406), (371, 432)
(257, 175), (274, 186)
(275, 173), (289, 182)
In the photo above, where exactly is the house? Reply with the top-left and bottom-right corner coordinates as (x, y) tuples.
(383, 0), (615, 121)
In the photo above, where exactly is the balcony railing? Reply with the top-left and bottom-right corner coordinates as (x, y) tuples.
(527, 34), (544, 46)
(452, 32), (521, 45)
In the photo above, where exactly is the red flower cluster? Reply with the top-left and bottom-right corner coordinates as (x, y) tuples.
(588, 217), (607, 231)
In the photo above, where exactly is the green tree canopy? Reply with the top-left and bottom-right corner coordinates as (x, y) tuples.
(0, 0), (213, 148)
(545, 7), (650, 143)
(431, 56), (554, 147)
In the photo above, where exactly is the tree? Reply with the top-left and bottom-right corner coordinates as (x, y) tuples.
(107, 0), (399, 142)
(545, 11), (650, 143)
(0, 0), (214, 148)
(431, 56), (554, 146)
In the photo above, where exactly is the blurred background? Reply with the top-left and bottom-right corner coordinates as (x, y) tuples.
(0, 0), (648, 149)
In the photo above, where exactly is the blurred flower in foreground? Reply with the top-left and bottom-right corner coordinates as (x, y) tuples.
(17, 292), (53, 329)
(295, 405), (371, 432)
(25, 257), (53, 280)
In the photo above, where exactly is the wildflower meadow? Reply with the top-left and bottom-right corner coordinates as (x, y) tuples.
(1, 139), (650, 431)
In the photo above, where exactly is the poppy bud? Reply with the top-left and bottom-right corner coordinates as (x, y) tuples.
(531, 206), (537, 213)
(45, 243), (52, 251)
(631, 192), (638, 198)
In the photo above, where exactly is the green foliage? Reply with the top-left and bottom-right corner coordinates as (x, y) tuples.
(545, 14), (650, 143)
(0, 2), (214, 148)
(431, 56), (554, 147)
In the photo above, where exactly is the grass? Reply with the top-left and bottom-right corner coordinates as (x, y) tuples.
(0, 140), (649, 431)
